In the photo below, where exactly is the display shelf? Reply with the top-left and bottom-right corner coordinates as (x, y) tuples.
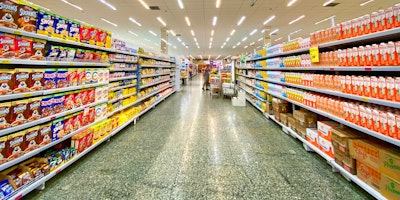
(0, 91), (42, 102)
(0, 99), (107, 137)
(109, 59), (137, 64)
(106, 84), (173, 117)
(109, 84), (136, 91)
(238, 85), (266, 102)
(238, 66), (400, 71)
(0, 116), (107, 172)
(141, 72), (170, 78)
(109, 76), (137, 82)
(109, 68), (137, 72)
(42, 82), (108, 95)
(267, 91), (400, 148)
(237, 73), (267, 82)
(140, 64), (171, 68)
(245, 97), (265, 114)
(108, 92), (136, 104)
(0, 58), (110, 66)
(238, 80), (266, 92)
(246, 48), (309, 62)
(140, 79), (170, 89)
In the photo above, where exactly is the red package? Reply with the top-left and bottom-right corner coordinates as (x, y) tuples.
(15, 36), (32, 59)
(64, 92), (75, 110)
(81, 90), (89, 105)
(0, 33), (16, 58)
(80, 25), (91, 44)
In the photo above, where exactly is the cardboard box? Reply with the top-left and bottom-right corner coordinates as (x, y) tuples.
(296, 121), (307, 138)
(356, 160), (381, 192)
(293, 109), (318, 127)
(381, 174), (400, 200)
(306, 128), (318, 147)
(272, 98), (290, 113)
(280, 113), (290, 126)
(331, 127), (365, 155)
(318, 135), (334, 158)
(317, 121), (340, 141)
(265, 102), (272, 115)
(274, 110), (281, 122)
(288, 116), (296, 131)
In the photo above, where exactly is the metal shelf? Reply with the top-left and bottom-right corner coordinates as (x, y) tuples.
(0, 99), (107, 137)
(141, 72), (170, 78)
(109, 68), (137, 72)
(109, 84), (136, 91)
(241, 66), (400, 71)
(245, 97), (265, 114)
(238, 85), (266, 102)
(108, 93), (136, 104)
(109, 59), (137, 64)
(246, 48), (309, 62)
(238, 80), (266, 92)
(237, 73), (268, 82)
(267, 91), (400, 148)
(140, 79), (170, 89)
(109, 76), (137, 82)
(0, 58), (110, 66)
(140, 64), (171, 68)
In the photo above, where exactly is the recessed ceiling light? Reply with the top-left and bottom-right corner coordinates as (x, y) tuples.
(177, 0), (184, 9)
(289, 15), (305, 25)
(210, 37), (213, 41)
(223, 42), (226, 46)
(237, 16), (246, 26)
(99, 0), (116, 10)
(185, 17), (191, 26)
(157, 17), (166, 26)
(61, 0), (83, 11)
(269, 29), (279, 35)
(287, 0), (297, 7)
(242, 37), (247, 42)
(275, 37), (282, 41)
(244, 45), (248, 49)
(221, 46), (224, 49)
(101, 18), (117, 27)
(191, 30), (195, 36)
(211, 30), (214, 36)
(263, 15), (276, 25)
(323, 0), (335, 6)
(230, 29), (235, 36)
(139, 0), (150, 9)
(360, 0), (374, 6)
(258, 37), (263, 41)
(169, 30), (176, 36)
(128, 31), (138, 36)
(129, 17), (142, 26)
(250, 29), (257, 36)
(149, 30), (157, 36)
(216, 0), (221, 8)
(212, 16), (217, 26)
(226, 37), (230, 42)
(250, 42), (255, 46)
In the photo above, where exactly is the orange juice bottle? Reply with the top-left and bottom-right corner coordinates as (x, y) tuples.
(337, 49), (344, 66)
(387, 41), (396, 66)
(372, 106), (381, 132)
(395, 77), (400, 102)
(395, 41), (400, 65)
(371, 12), (379, 33)
(387, 109), (398, 138)
(363, 76), (372, 97)
(352, 75), (358, 95)
(359, 46), (366, 66)
(365, 45), (373, 66)
(377, 9), (387, 31)
(340, 75), (346, 93)
(386, 7), (395, 29)
(353, 47), (360, 66)
(379, 108), (389, 135)
(394, 4), (400, 27)
(363, 14), (372, 35)
(386, 76), (395, 101)
(347, 48), (353, 66)
(371, 44), (381, 66)
(379, 42), (389, 66)
(346, 75), (352, 93)
(358, 76), (364, 96)
(371, 76), (379, 98)
(378, 76), (387, 100)
(365, 105), (373, 130)
(351, 19), (358, 37)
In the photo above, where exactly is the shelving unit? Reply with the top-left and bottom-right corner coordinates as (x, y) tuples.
(109, 76), (137, 82)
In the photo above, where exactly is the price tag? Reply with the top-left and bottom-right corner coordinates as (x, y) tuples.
(84, 63), (89, 66)
(364, 68), (372, 71)
(61, 40), (67, 44)
(69, 62), (75, 66)
(309, 46), (320, 63)
(361, 97), (369, 102)
(23, 93), (32, 97)
(56, 169), (62, 174)
(13, 30), (22, 35)
(14, 194), (23, 200)
(54, 89), (60, 93)
(1, 59), (11, 64)
(54, 62), (60, 66)
(50, 116), (56, 120)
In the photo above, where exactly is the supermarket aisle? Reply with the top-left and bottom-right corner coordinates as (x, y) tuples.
(27, 76), (372, 200)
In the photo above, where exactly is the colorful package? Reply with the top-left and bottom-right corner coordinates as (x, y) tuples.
(38, 122), (51, 146)
(17, 3), (37, 32)
(56, 68), (68, 88)
(0, 0), (18, 29)
(64, 91), (74, 110)
(57, 46), (68, 61)
(67, 68), (77, 87)
(54, 15), (69, 39)
(68, 20), (80, 42)
(51, 117), (64, 141)
(15, 36), (32, 59)
(0, 33), (15, 58)
(36, 10), (55, 36)
(27, 97), (41, 122)
(40, 95), (53, 117)
(52, 93), (65, 114)
(29, 69), (44, 91)
(80, 25), (91, 44)
(89, 27), (98, 45)
(13, 68), (30, 93)
(66, 47), (76, 61)
(46, 45), (60, 61)
(31, 38), (46, 60)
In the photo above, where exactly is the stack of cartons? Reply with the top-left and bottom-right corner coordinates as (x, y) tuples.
(317, 121), (340, 158)
(272, 98), (290, 122)
(293, 109), (318, 138)
(350, 139), (400, 200)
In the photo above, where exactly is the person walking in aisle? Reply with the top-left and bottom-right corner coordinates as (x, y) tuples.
(202, 66), (210, 90)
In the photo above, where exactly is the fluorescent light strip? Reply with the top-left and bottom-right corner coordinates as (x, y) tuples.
(185, 17), (191, 26)
(263, 15), (276, 25)
(275, 37), (282, 41)
(211, 30), (214, 36)
(149, 30), (157, 36)
(61, 0), (83, 10)
(191, 30), (195, 36)
(216, 0), (221, 8)
(177, 38), (182, 42)
(289, 15), (305, 25)
(178, 0), (184, 9)
(226, 37), (230, 42)
(24, 0), (50, 11)
(169, 30), (176, 36)
(244, 46), (248, 49)
(74, 19), (88, 25)
(212, 16), (218, 26)
(250, 29), (257, 35)
(242, 37), (247, 42)
(223, 42), (226, 46)
(210, 37), (213, 42)
(101, 18), (117, 27)
(236, 42), (241, 45)
(230, 29), (235, 36)
(323, 0), (335, 6)
(221, 46), (224, 49)
(139, 0), (150, 9)
(287, 0), (297, 7)
(290, 29), (302, 35)
(315, 15), (335, 25)
(157, 17), (166, 26)
(237, 16), (246, 26)
(161, 38), (168, 43)
(233, 46), (236, 49)
(250, 42), (255, 46)
(269, 29), (279, 35)
(258, 37), (263, 41)
(216, 55), (221, 59)
(194, 37), (197, 42)
(173, 46), (177, 49)
(99, 0), (116, 10)
(128, 31), (138, 36)
(129, 17), (142, 27)
(360, 0), (374, 6)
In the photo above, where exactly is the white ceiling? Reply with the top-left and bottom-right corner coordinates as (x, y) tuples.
(28, 0), (398, 59)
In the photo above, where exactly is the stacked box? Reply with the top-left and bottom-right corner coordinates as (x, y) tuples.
(293, 109), (318, 128)
(317, 121), (340, 158)
(272, 98), (290, 123)
(306, 128), (318, 147)
(280, 113), (290, 126)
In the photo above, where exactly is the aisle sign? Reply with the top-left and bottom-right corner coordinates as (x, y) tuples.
(310, 46), (320, 63)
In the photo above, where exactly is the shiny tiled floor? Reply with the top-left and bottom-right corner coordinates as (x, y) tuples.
(26, 75), (373, 199)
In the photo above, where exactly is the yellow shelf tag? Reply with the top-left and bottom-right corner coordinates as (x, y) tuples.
(361, 97), (369, 102)
(1, 59), (11, 64)
(13, 30), (22, 35)
(23, 93), (32, 97)
(309, 46), (320, 63)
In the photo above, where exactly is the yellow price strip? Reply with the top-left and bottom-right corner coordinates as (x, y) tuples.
(309, 46), (320, 63)
(13, 30), (22, 35)
(1, 59), (11, 64)
(54, 62), (61, 66)
(23, 93), (32, 97)
(361, 97), (369, 102)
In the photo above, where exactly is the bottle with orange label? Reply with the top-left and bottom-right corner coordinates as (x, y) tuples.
(371, 44), (380, 66)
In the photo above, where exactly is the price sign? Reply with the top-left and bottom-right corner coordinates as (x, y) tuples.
(309, 46), (320, 63)
(1, 59), (11, 64)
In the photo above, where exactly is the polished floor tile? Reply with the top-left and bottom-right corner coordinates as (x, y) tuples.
(26, 76), (373, 200)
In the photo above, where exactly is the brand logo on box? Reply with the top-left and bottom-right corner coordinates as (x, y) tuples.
(385, 181), (400, 195)
(356, 147), (368, 160)
(384, 157), (400, 170)
(359, 164), (371, 178)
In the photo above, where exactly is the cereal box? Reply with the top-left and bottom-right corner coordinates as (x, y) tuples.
(36, 10), (55, 36)
(80, 24), (91, 44)
(54, 15), (69, 39)
(0, 136), (8, 164)
(52, 93), (65, 114)
(67, 68), (77, 87)
(13, 68), (30, 93)
(0, 0), (18, 29)
(27, 97), (41, 122)
(23, 126), (39, 152)
(63, 114), (74, 135)
(10, 99), (28, 127)
(51, 117), (64, 141)
(64, 91), (74, 110)
(15, 36), (32, 59)
(56, 68), (68, 88)
(6, 130), (25, 160)
(17, 3), (37, 32)
(31, 38), (45, 60)
(76, 68), (85, 86)
(29, 69), (44, 91)
(89, 27), (98, 45)
(57, 46), (68, 61)
(0, 33), (15, 58)
(41, 95), (53, 117)
(0, 69), (13, 95)
(74, 90), (83, 107)
(38, 122), (51, 146)
(96, 29), (107, 47)
(44, 69), (57, 90)
(72, 111), (82, 131)
(68, 19), (80, 42)
(66, 47), (76, 62)
(0, 102), (11, 130)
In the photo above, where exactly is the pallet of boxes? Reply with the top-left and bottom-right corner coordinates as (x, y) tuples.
(271, 97), (291, 126)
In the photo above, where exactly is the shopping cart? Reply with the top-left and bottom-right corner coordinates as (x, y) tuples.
(209, 74), (221, 99)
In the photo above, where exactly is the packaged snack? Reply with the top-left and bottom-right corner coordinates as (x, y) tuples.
(67, 68), (77, 87)
(85, 68), (92, 85)
(44, 69), (56, 90)
(0, 69), (13, 95)
(93, 51), (102, 62)
(40, 95), (53, 117)
(52, 93), (65, 114)
(54, 15), (69, 39)
(0, 0), (18, 29)
(0, 33), (15, 58)
(30, 38), (46, 60)
(23, 126), (39, 152)
(87, 88), (95, 104)
(0, 102), (11, 130)
(74, 90), (83, 107)
(46, 45), (60, 61)
(68, 20), (80, 42)
(10, 99), (28, 127)
(0, 136), (7, 164)
(80, 25), (91, 44)
(17, 3), (37, 32)
(96, 29), (107, 47)
(72, 130), (86, 153)
(66, 47), (76, 62)
(91, 69), (99, 84)
(64, 91), (74, 110)
(13, 68), (30, 93)
(57, 46), (67, 61)
(81, 107), (89, 126)
(72, 111), (82, 131)
(36, 10), (55, 36)
(6, 130), (25, 160)
(105, 31), (112, 48)
(29, 68), (44, 91)
(95, 87), (102, 102)
(56, 68), (68, 88)
(38, 122), (51, 146)
(74, 48), (85, 61)
(51, 117), (64, 141)
(89, 27), (98, 45)
(88, 107), (95, 123)
(84, 128), (93, 148)
(76, 68), (85, 85)
(81, 89), (88, 105)
(15, 36), (32, 59)
(63, 114), (73, 135)
(27, 97), (41, 122)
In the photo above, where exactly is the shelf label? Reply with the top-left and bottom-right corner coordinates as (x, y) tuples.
(54, 62), (60, 66)
(23, 93), (32, 97)
(364, 68), (372, 71)
(13, 30), (22, 35)
(54, 89), (60, 93)
(1, 59), (11, 64)
(14, 194), (23, 200)
(361, 97), (369, 102)
(69, 62), (74, 66)
(330, 68), (334, 71)
(50, 116), (56, 120)
(56, 169), (62, 174)
(309, 46), (320, 63)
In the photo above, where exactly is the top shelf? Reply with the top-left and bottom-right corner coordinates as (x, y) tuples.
(0, 27), (175, 63)
(247, 27), (400, 62)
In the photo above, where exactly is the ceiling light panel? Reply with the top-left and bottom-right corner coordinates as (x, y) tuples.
(99, 0), (116, 10)
(242, 37), (247, 42)
(237, 16), (246, 26)
(61, 0), (83, 11)
(177, 0), (184, 9)
(289, 15), (305, 25)
(139, 0), (150, 9)
(287, 0), (297, 7)
(149, 30), (157, 36)
(226, 37), (230, 42)
(270, 29), (279, 35)
(323, 0), (335, 6)
(129, 17), (142, 26)
(216, 0), (221, 8)
(185, 17), (191, 26)
(230, 29), (235, 36)
(360, 0), (374, 6)
(128, 31), (138, 36)
(169, 30), (176, 36)
(275, 37), (282, 41)
(258, 37), (263, 41)
(250, 29), (257, 35)
(212, 16), (218, 26)
(211, 30), (214, 36)
(157, 17), (166, 26)
(101, 18), (117, 27)
(191, 30), (195, 36)
(263, 15), (276, 25)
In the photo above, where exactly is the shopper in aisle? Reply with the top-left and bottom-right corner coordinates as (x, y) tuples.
(202, 65), (210, 90)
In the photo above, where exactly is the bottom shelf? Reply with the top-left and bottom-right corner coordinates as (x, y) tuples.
(7, 91), (176, 200)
